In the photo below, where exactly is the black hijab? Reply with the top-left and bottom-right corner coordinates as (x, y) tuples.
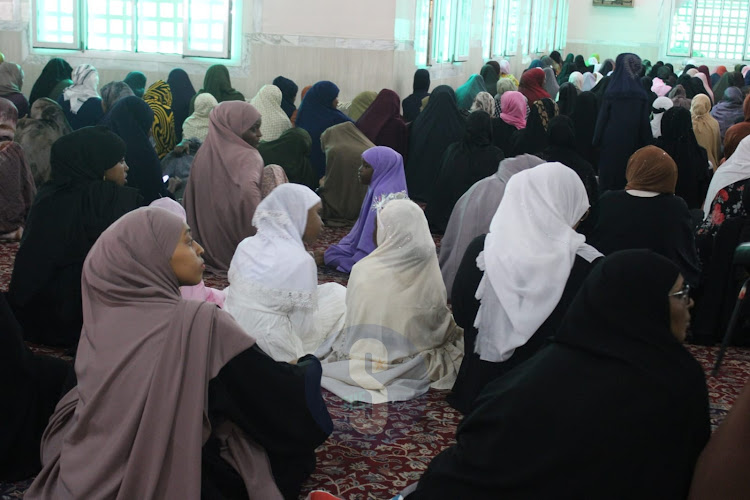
(575, 55), (591, 73)
(403, 69), (431, 123)
(426, 110), (504, 234)
(655, 107), (710, 209)
(273, 75), (299, 119)
(557, 82), (578, 116)
(29, 58), (73, 105)
(509, 97), (558, 156)
(712, 71), (745, 102)
(544, 115), (598, 209)
(405, 85), (465, 202)
(550, 51), (563, 68)
(572, 91), (600, 169)
(599, 59), (615, 76)
(408, 250), (710, 500)
(101, 96), (170, 204)
(641, 76), (658, 106)
(123, 71), (147, 98)
(648, 61), (664, 79)
(166, 69), (196, 142)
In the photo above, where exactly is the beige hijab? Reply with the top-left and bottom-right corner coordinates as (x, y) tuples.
(24, 207), (272, 499)
(690, 94), (722, 170)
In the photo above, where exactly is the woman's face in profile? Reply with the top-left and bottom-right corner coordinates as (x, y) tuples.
(668, 275), (693, 342)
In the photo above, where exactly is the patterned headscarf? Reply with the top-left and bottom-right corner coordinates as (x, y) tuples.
(143, 80), (176, 159)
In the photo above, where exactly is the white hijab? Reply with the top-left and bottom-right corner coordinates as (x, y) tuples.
(703, 135), (750, 218)
(62, 64), (100, 114)
(651, 96), (674, 139)
(474, 162), (602, 362)
(182, 93), (218, 142)
(228, 183), (320, 306)
(249, 84), (292, 142)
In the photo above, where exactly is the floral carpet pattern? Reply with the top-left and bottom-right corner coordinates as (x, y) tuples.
(1, 225), (749, 499)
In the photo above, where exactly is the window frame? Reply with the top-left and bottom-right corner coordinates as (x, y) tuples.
(667, 0), (750, 61)
(32, 0), (82, 50)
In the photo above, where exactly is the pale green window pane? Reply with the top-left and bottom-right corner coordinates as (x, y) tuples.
(159, 2), (173, 18)
(160, 22), (174, 37)
(212, 23), (223, 39)
(141, 1), (156, 17)
(140, 39), (157, 52)
(110, 19), (123, 34)
(110, 0), (123, 16)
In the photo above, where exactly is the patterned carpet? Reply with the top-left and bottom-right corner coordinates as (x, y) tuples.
(1, 226), (750, 499)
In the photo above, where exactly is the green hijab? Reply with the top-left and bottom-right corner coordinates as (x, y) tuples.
(188, 64), (244, 114)
(347, 91), (377, 121)
(257, 127), (317, 190)
(480, 64), (500, 97)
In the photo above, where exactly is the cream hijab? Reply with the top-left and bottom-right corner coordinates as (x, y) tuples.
(474, 162), (602, 362)
(249, 84), (292, 142)
(182, 92), (218, 142)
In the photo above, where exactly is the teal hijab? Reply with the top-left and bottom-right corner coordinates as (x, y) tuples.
(455, 74), (487, 110)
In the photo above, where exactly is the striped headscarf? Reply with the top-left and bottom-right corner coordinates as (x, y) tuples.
(143, 80), (176, 159)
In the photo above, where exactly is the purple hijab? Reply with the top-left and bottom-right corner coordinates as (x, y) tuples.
(324, 146), (407, 273)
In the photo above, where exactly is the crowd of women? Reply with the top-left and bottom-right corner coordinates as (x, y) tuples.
(2, 48), (750, 498)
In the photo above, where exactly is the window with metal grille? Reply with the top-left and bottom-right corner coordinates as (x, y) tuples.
(667, 0), (750, 60)
(415, 0), (473, 66)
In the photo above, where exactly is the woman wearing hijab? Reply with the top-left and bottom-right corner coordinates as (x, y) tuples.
(480, 64), (499, 97)
(651, 96), (673, 139)
(655, 107), (711, 210)
(690, 94), (722, 171)
(581, 72), (599, 92)
(15, 97), (72, 185)
(29, 58), (72, 106)
(166, 69), (196, 143)
(101, 96), (171, 203)
(558, 54), (576, 85)
(469, 91), (496, 117)
(713, 71), (744, 103)
(493, 78), (518, 116)
(355, 88), (408, 158)
(295, 80), (352, 179)
(518, 67), (550, 104)
(24, 206), (332, 500)
(317, 122), (373, 226)
(694, 72), (714, 103)
(250, 84), (292, 142)
(188, 64), (244, 114)
(439, 154), (545, 294)
(498, 60), (519, 87)
(8, 127), (141, 346)
(574, 54), (591, 74)
(123, 71), (146, 98)
(225, 184), (346, 361)
(509, 98), (558, 157)
(550, 51), (563, 72)
(642, 76), (659, 107)
(99, 81), (134, 114)
(257, 128), (317, 190)
(491, 90), (525, 154)
(670, 84), (693, 110)
(456, 74), (487, 111)
(273, 75), (298, 121)
(347, 91), (377, 121)
(319, 197), (463, 403)
(402, 69), (431, 123)
(58, 64), (103, 130)
(426, 111), (504, 234)
(447, 163), (601, 414)
(594, 53), (653, 191)
(724, 94), (750, 161)
(711, 86), (745, 141)
(181, 92), (217, 143)
(183, 101), (264, 275)
(590, 146), (701, 286)
(405, 85), (465, 202)
(543, 67), (559, 99)
(0, 61), (28, 118)
(0, 98), (34, 241)
(143, 80), (176, 159)
(411, 250), (709, 499)
(571, 91), (600, 170)
(568, 71), (584, 93)
(557, 82), (578, 116)
(324, 146), (407, 274)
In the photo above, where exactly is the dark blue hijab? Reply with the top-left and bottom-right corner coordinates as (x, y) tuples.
(273, 76), (298, 119)
(166, 69), (196, 142)
(605, 53), (647, 100)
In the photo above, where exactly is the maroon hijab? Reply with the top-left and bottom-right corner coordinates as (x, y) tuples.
(183, 101), (264, 274)
(518, 68), (551, 105)
(25, 207), (262, 499)
(698, 65), (712, 89)
(355, 89), (409, 157)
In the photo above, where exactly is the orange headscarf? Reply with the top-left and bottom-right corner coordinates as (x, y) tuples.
(625, 145), (678, 194)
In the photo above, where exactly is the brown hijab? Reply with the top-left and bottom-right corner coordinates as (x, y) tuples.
(0, 97), (35, 236)
(25, 207), (264, 499)
(183, 101), (264, 274)
(625, 145), (678, 194)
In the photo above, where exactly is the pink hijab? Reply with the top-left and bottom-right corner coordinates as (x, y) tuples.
(500, 91), (527, 129)
(183, 101), (264, 275)
(25, 207), (269, 499)
(651, 78), (672, 97)
(695, 73), (714, 103)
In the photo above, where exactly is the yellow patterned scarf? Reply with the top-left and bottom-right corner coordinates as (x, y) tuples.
(144, 80), (176, 159)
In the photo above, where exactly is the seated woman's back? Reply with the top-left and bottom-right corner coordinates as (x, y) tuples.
(57, 64), (103, 130)
(409, 250), (710, 499)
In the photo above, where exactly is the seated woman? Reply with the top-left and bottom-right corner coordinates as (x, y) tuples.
(498, 59), (519, 87)
(183, 101), (264, 275)
(143, 80), (176, 159)
(355, 89), (409, 158)
(24, 207), (332, 500)
(509, 98), (558, 157)
(324, 146), (407, 273)
(318, 197), (463, 403)
(346, 91), (377, 121)
(295, 81), (352, 178)
(590, 146), (701, 287)
(28, 57), (72, 106)
(182, 92), (218, 143)
(448, 163), (601, 414)
(57, 64), (103, 130)
(518, 67), (550, 105)
(188, 64), (244, 114)
(723, 93), (750, 160)
(711, 86), (745, 141)
(0, 293), (73, 482)
(258, 128), (317, 190)
(8, 127), (142, 346)
(408, 250), (710, 499)
(250, 84), (292, 142)
(0, 98), (35, 242)
(16, 97), (72, 185)
(102, 96), (172, 204)
(273, 75), (298, 121)
(491, 90), (526, 154)
(0, 61), (29, 118)
(318, 122), (373, 226)
(123, 71), (146, 98)
(439, 154), (545, 294)
(426, 111), (504, 234)
(225, 184), (346, 362)
(402, 69), (431, 123)
(99, 81), (134, 115)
